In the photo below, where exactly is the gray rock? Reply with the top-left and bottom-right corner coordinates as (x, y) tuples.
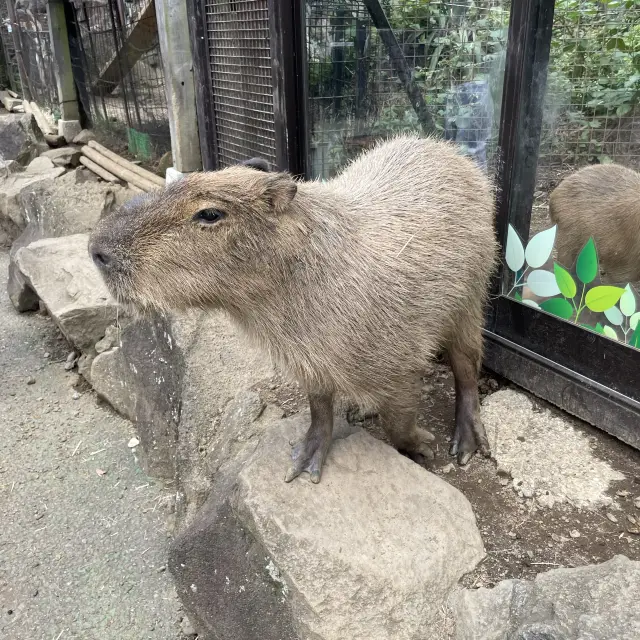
(95, 324), (120, 354)
(0, 113), (47, 166)
(15, 234), (120, 350)
(452, 555), (640, 640)
(77, 352), (94, 384)
(74, 166), (100, 184)
(170, 412), (484, 640)
(41, 146), (82, 167)
(0, 168), (65, 246)
(0, 159), (21, 175)
(72, 129), (96, 145)
(43, 133), (66, 148)
(24, 156), (55, 174)
(91, 347), (135, 421)
(58, 119), (82, 143)
(7, 223), (40, 312)
(175, 312), (275, 524)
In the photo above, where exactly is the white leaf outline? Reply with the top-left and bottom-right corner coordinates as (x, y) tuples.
(603, 325), (619, 341)
(506, 224), (525, 273)
(525, 225), (557, 269)
(620, 285), (637, 317)
(526, 269), (561, 298)
(604, 305), (624, 326)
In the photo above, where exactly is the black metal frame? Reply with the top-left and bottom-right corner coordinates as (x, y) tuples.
(486, 0), (640, 450)
(186, 0), (640, 449)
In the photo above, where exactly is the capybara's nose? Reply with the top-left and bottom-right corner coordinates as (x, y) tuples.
(90, 245), (113, 270)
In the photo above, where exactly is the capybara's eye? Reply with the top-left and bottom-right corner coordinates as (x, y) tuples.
(193, 208), (225, 224)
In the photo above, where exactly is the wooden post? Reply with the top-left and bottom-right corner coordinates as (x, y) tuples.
(155, 0), (202, 173)
(47, 0), (80, 121)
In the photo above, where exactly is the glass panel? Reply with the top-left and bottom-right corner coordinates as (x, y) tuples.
(508, 0), (640, 351)
(306, 0), (510, 181)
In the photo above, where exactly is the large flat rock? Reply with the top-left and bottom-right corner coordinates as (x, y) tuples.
(453, 555), (640, 640)
(0, 113), (46, 166)
(15, 234), (119, 350)
(170, 408), (485, 640)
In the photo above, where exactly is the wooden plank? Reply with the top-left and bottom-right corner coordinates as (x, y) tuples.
(87, 140), (165, 187)
(90, 0), (158, 95)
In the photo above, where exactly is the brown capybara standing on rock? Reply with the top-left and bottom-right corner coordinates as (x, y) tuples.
(89, 135), (498, 483)
(550, 163), (640, 284)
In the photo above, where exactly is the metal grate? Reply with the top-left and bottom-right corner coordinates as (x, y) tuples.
(68, 0), (171, 166)
(204, 0), (277, 167)
(0, 0), (20, 92)
(306, 0), (510, 180)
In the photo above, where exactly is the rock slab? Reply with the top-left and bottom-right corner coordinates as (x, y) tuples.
(15, 234), (119, 350)
(0, 113), (46, 166)
(453, 555), (640, 640)
(170, 409), (485, 640)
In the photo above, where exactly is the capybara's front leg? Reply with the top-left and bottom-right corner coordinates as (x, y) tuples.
(448, 343), (490, 465)
(284, 392), (334, 484)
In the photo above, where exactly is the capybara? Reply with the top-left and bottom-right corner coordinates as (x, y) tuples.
(89, 135), (498, 483)
(549, 163), (640, 284)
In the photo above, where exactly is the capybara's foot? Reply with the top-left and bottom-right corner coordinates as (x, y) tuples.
(398, 426), (436, 464)
(284, 392), (334, 484)
(449, 416), (490, 466)
(284, 431), (331, 484)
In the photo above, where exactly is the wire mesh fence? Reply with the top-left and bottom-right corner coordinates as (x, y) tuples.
(0, 0), (21, 92)
(532, 0), (640, 236)
(14, 0), (57, 113)
(68, 0), (170, 166)
(306, 0), (510, 180)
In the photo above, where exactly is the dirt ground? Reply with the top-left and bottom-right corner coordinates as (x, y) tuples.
(256, 364), (640, 589)
(0, 251), (189, 640)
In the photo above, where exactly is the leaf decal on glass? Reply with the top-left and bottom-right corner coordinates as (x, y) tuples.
(523, 299), (540, 309)
(631, 323), (640, 348)
(603, 325), (619, 340)
(527, 270), (561, 297)
(553, 263), (577, 298)
(525, 226), (557, 269)
(594, 323), (605, 335)
(620, 285), (636, 317)
(585, 286), (625, 313)
(630, 312), (640, 331)
(576, 237), (598, 284)
(540, 297), (574, 320)
(506, 225), (525, 273)
(604, 305), (624, 326)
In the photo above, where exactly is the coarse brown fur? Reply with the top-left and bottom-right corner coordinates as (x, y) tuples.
(90, 135), (498, 477)
(549, 163), (640, 284)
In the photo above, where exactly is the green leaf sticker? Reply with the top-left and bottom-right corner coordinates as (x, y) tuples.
(630, 323), (640, 349)
(576, 238), (598, 284)
(523, 299), (541, 309)
(525, 226), (556, 269)
(540, 297), (574, 320)
(594, 322), (605, 335)
(620, 285), (637, 317)
(603, 325), (618, 341)
(604, 305), (624, 326)
(630, 312), (640, 331)
(585, 286), (625, 313)
(514, 291), (522, 302)
(553, 263), (577, 298)
(506, 224), (525, 273)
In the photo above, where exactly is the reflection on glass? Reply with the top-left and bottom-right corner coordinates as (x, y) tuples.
(514, 0), (640, 351)
(306, 0), (510, 180)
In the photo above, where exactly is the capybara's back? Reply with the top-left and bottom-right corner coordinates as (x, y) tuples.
(549, 163), (640, 283)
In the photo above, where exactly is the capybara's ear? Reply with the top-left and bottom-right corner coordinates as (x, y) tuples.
(264, 173), (297, 213)
(240, 157), (272, 173)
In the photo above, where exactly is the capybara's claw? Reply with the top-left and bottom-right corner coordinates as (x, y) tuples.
(449, 420), (490, 466)
(284, 437), (328, 484)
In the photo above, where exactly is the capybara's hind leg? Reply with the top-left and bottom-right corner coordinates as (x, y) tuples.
(447, 339), (490, 465)
(284, 392), (334, 484)
(380, 383), (435, 463)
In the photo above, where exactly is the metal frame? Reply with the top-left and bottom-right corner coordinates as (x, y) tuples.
(486, 0), (640, 450)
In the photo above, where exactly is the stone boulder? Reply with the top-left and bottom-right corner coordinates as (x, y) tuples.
(170, 407), (485, 640)
(0, 113), (47, 166)
(14, 234), (120, 350)
(452, 555), (640, 640)
(0, 166), (65, 246)
(41, 146), (82, 168)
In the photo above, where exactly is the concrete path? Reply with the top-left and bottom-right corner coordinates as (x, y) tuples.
(0, 251), (185, 639)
